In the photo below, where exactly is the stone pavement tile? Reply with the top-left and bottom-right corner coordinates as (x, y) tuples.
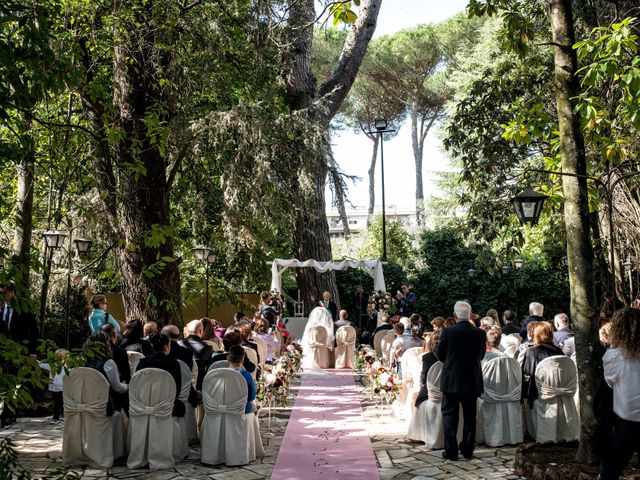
(244, 463), (274, 476)
(208, 469), (263, 480)
(378, 467), (409, 480)
(376, 450), (394, 468)
(388, 448), (414, 459)
(409, 466), (444, 476)
(392, 459), (432, 469)
(175, 463), (225, 476)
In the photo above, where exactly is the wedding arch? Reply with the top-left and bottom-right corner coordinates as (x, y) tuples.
(267, 259), (386, 293)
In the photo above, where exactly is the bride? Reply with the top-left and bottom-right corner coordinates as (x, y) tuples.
(300, 306), (335, 369)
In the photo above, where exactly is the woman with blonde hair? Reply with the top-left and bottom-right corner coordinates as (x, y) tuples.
(600, 308), (640, 480)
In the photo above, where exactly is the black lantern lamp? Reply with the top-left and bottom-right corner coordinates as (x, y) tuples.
(43, 230), (67, 249)
(374, 118), (388, 131)
(74, 237), (92, 256)
(467, 268), (477, 278)
(513, 188), (548, 226)
(192, 245), (211, 263)
(502, 263), (511, 275)
(514, 258), (525, 269)
(624, 258), (633, 272)
(561, 256), (568, 267)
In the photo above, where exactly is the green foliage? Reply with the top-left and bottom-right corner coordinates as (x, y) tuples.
(353, 215), (415, 271)
(0, 437), (80, 480)
(411, 226), (569, 322)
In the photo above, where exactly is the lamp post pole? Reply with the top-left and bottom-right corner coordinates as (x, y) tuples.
(515, 168), (640, 303)
(371, 119), (396, 262)
(40, 230), (67, 339)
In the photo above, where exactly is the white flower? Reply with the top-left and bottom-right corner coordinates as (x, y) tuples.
(264, 373), (277, 386)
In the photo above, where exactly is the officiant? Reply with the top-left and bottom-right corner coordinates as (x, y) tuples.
(318, 291), (337, 321)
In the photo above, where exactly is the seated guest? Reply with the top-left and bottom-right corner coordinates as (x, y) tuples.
(253, 318), (279, 364)
(227, 346), (256, 414)
(200, 318), (218, 344)
(480, 316), (497, 331)
(143, 321), (157, 339)
(553, 313), (575, 357)
(430, 317), (445, 331)
(101, 323), (131, 382)
(522, 322), (563, 409)
(485, 326), (503, 354)
(180, 319), (214, 390)
(365, 314), (393, 347)
(443, 316), (456, 328)
(599, 322), (612, 349)
(136, 333), (185, 417)
(502, 310), (519, 335)
(415, 330), (441, 407)
(234, 312), (251, 328)
(117, 319), (152, 356)
(600, 308), (640, 480)
(209, 330), (257, 375)
(334, 310), (353, 335)
(394, 321), (425, 372)
(238, 325), (260, 364)
(83, 331), (128, 415)
(161, 324), (195, 368)
(486, 309), (500, 326)
(390, 323), (406, 370)
(516, 321), (539, 365)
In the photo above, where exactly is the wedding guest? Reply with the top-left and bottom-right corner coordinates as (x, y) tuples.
(600, 291), (624, 321)
(83, 331), (128, 415)
(485, 326), (503, 354)
(227, 346), (256, 414)
(430, 317), (445, 331)
(2, 285), (39, 354)
(443, 316), (456, 328)
(519, 302), (546, 340)
(438, 301), (486, 461)
(599, 322), (613, 348)
(39, 349), (68, 424)
(253, 318), (278, 364)
(502, 310), (519, 335)
(486, 309), (500, 326)
(415, 330), (441, 407)
(600, 308), (640, 480)
(517, 321), (539, 365)
(480, 316), (497, 331)
(333, 310), (352, 334)
(397, 284), (416, 317)
(209, 330), (256, 375)
(117, 319), (152, 356)
(553, 313), (575, 357)
(101, 323), (131, 382)
(180, 319), (214, 390)
(143, 321), (157, 339)
(200, 317), (217, 343)
(88, 294), (121, 334)
(161, 324), (194, 368)
(136, 332), (185, 417)
(259, 291), (279, 326)
(522, 322), (563, 409)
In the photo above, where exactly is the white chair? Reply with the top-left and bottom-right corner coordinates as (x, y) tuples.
(273, 329), (284, 357)
(306, 325), (332, 369)
(373, 329), (388, 357)
(380, 331), (395, 366)
(62, 368), (125, 468)
(395, 347), (424, 420)
(527, 355), (580, 443)
(252, 335), (267, 370)
(177, 359), (197, 446)
(476, 355), (523, 447)
(242, 346), (259, 380)
(200, 369), (257, 466)
(127, 351), (144, 373)
(334, 326), (357, 369)
(127, 368), (177, 469)
(406, 362), (461, 449)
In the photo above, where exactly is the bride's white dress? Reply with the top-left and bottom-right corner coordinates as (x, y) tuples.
(301, 307), (335, 370)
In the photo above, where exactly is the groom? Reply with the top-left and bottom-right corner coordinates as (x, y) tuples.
(318, 291), (337, 321)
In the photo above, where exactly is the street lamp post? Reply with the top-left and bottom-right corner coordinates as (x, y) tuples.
(193, 246), (214, 317)
(40, 230), (67, 337)
(623, 258), (633, 304)
(513, 259), (524, 322)
(371, 119), (396, 262)
(514, 167), (640, 302)
(466, 268), (476, 302)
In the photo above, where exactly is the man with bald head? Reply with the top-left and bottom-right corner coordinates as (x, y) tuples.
(162, 324), (194, 368)
(179, 319), (213, 390)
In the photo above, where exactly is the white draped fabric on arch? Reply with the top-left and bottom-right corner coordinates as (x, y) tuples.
(268, 259), (386, 293)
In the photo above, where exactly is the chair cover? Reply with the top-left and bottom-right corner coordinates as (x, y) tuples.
(252, 336), (267, 370)
(302, 325), (332, 369)
(380, 331), (395, 366)
(528, 355), (580, 443)
(334, 326), (356, 369)
(274, 329), (284, 357)
(62, 368), (125, 468)
(127, 351), (144, 373)
(210, 360), (230, 370)
(395, 348), (424, 420)
(201, 369), (256, 466)
(176, 360), (195, 450)
(476, 355), (523, 446)
(127, 368), (176, 469)
(242, 347), (259, 379)
(373, 330), (388, 357)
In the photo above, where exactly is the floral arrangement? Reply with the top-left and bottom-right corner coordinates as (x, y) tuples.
(256, 342), (303, 407)
(366, 361), (401, 403)
(368, 290), (396, 314)
(355, 345), (377, 371)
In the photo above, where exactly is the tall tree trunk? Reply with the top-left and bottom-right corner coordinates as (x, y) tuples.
(284, 0), (382, 312)
(410, 102), (425, 226)
(367, 134), (379, 225)
(12, 152), (35, 295)
(548, 0), (599, 464)
(327, 150), (350, 237)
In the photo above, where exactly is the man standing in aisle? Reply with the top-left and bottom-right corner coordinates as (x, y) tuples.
(438, 301), (486, 461)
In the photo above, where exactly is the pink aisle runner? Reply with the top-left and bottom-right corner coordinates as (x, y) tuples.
(271, 369), (380, 480)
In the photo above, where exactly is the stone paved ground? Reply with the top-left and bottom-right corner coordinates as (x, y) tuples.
(1, 373), (526, 479)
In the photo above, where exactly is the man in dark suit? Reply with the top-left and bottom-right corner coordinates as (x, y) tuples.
(437, 301), (486, 461)
(519, 302), (546, 340)
(162, 324), (195, 367)
(179, 319), (213, 390)
(2, 286), (39, 354)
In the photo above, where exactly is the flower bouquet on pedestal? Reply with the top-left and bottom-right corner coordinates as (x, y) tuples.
(368, 290), (396, 324)
(367, 363), (401, 406)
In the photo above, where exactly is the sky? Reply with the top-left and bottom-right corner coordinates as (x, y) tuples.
(327, 0), (470, 212)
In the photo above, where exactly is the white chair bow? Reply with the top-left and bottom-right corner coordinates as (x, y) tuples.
(62, 367), (125, 468)
(127, 368), (177, 470)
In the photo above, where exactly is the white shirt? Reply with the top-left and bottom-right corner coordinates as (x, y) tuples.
(603, 347), (640, 422)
